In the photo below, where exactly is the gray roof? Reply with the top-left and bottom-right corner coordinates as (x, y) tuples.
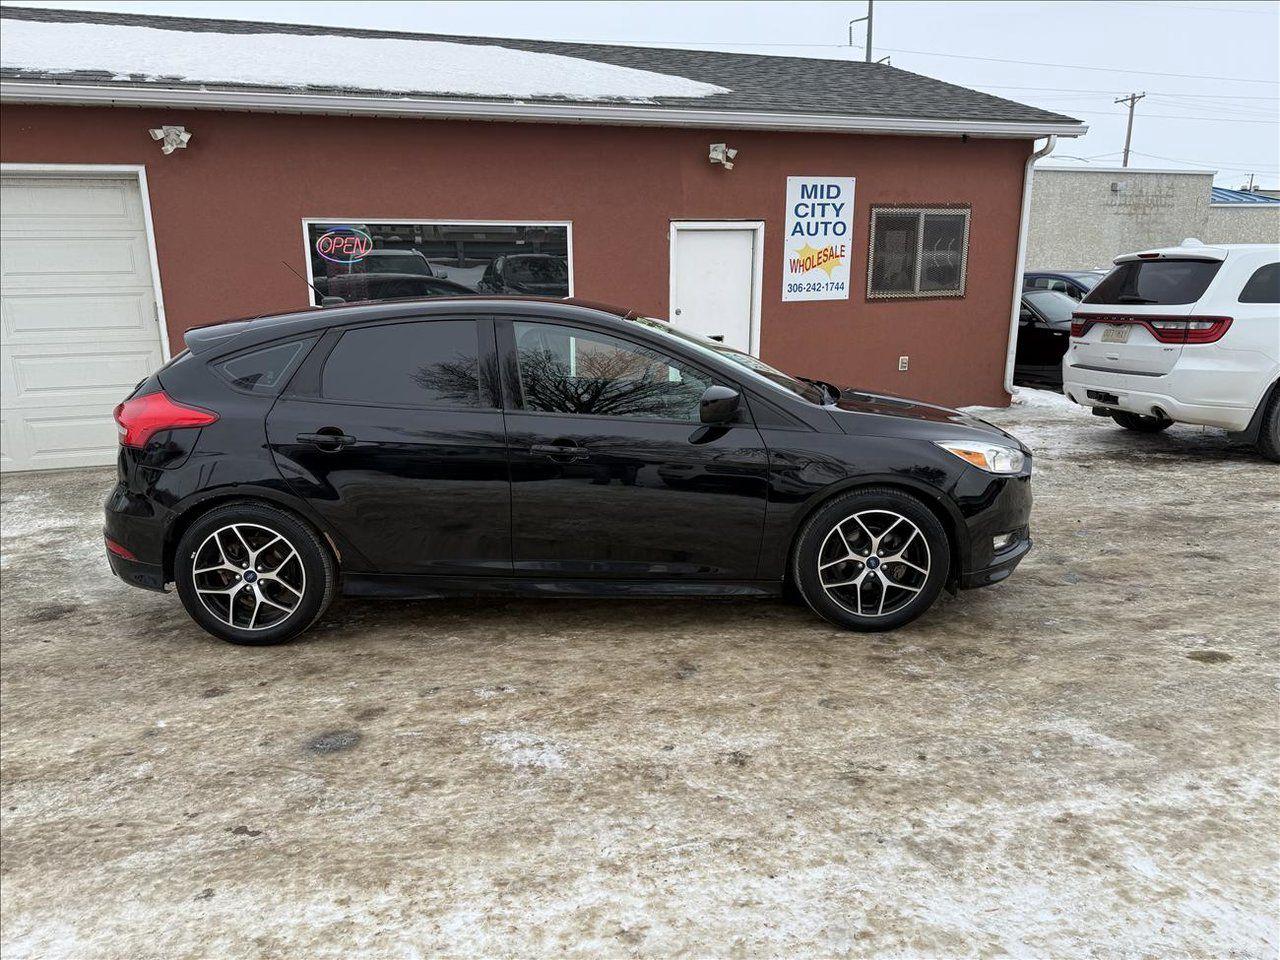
(0, 5), (1082, 131)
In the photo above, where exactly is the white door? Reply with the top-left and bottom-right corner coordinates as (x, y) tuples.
(1, 175), (165, 472)
(669, 223), (761, 353)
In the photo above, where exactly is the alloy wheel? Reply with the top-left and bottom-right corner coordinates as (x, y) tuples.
(190, 523), (306, 631)
(817, 509), (932, 618)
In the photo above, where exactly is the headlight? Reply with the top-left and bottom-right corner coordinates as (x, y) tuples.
(934, 440), (1025, 474)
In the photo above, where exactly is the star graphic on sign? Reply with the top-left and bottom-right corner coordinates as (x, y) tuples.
(796, 242), (843, 277)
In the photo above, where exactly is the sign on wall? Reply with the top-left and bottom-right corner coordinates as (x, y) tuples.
(782, 176), (856, 302)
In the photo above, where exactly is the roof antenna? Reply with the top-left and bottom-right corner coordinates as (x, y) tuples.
(282, 259), (342, 306)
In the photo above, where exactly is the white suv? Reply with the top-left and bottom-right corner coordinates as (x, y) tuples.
(1063, 240), (1280, 461)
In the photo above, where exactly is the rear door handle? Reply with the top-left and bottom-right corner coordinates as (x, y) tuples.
(297, 430), (356, 449)
(531, 443), (589, 461)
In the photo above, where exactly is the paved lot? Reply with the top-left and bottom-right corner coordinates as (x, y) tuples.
(2, 391), (1277, 959)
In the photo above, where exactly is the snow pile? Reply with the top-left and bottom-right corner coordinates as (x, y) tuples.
(961, 387), (1076, 415)
(0, 18), (730, 103)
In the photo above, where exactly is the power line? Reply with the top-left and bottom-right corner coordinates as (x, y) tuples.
(1105, 0), (1280, 14)
(1068, 109), (1278, 124)
(557, 37), (1280, 85)
(1129, 150), (1280, 173)
(862, 45), (1280, 84)
(975, 84), (1280, 101)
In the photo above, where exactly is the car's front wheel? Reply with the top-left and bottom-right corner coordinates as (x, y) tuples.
(174, 501), (337, 645)
(792, 488), (950, 632)
(1112, 411), (1173, 433)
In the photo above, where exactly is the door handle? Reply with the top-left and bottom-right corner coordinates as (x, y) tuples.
(531, 443), (589, 461)
(297, 429), (356, 450)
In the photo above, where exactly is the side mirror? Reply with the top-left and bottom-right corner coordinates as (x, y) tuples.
(700, 385), (741, 424)
(320, 296), (346, 307)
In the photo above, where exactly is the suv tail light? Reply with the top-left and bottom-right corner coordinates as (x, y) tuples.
(113, 391), (218, 448)
(1070, 313), (1233, 344)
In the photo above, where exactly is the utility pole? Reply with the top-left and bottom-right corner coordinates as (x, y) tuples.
(1115, 91), (1145, 167)
(849, 0), (874, 62)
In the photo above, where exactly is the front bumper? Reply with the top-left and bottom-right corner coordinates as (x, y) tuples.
(951, 466), (1033, 590)
(958, 535), (1032, 589)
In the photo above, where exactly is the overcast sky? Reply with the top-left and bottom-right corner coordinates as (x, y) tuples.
(10, 0), (1280, 187)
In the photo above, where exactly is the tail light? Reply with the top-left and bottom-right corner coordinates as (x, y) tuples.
(105, 536), (137, 560)
(113, 391), (218, 448)
(1069, 313), (1232, 344)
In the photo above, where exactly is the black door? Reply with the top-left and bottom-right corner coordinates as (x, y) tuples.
(266, 317), (511, 575)
(500, 318), (769, 580)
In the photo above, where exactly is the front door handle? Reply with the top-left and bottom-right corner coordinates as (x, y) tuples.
(297, 429), (356, 450)
(531, 443), (589, 461)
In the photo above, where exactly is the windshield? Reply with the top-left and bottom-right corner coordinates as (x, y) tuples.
(1067, 272), (1105, 290)
(1024, 289), (1076, 323)
(507, 257), (569, 284)
(360, 252), (433, 276)
(630, 316), (826, 405)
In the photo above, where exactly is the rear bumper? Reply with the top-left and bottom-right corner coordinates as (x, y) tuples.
(1062, 362), (1256, 431)
(104, 481), (169, 591)
(106, 543), (167, 592)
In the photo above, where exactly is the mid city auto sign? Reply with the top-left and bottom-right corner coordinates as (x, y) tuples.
(782, 176), (855, 302)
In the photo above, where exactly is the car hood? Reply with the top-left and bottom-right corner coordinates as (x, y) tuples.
(828, 389), (1027, 450)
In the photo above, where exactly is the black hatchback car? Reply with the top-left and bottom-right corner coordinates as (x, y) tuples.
(105, 298), (1033, 645)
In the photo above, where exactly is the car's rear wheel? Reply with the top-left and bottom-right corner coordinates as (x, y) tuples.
(1112, 411), (1173, 433)
(792, 488), (950, 632)
(1256, 390), (1280, 463)
(174, 502), (336, 645)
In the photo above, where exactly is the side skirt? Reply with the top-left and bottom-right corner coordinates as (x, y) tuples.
(342, 574), (784, 600)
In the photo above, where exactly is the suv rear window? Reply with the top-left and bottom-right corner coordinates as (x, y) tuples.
(1085, 259), (1222, 306)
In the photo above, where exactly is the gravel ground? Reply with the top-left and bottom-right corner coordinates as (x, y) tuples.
(2, 390), (1277, 959)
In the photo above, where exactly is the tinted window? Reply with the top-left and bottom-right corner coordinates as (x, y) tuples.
(506, 256), (569, 284)
(306, 222), (570, 305)
(1086, 259), (1222, 306)
(514, 321), (710, 421)
(1239, 263), (1280, 303)
(218, 338), (314, 394)
(321, 321), (482, 407)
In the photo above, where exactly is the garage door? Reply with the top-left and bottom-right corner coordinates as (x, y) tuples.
(1, 175), (165, 472)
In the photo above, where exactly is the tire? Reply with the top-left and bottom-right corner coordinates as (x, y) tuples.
(792, 487), (951, 633)
(1112, 411), (1173, 433)
(1257, 391), (1280, 463)
(174, 501), (337, 645)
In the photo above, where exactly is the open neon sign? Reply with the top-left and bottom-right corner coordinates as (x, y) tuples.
(315, 227), (373, 264)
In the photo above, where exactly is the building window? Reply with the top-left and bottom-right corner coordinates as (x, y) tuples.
(867, 207), (970, 299)
(304, 221), (571, 306)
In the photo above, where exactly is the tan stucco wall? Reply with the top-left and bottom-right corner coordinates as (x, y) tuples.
(1207, 205), (1280, 245)
(1026, 168), (1213, 270)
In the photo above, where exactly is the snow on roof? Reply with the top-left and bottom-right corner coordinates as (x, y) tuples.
(0, 17), (729, 103)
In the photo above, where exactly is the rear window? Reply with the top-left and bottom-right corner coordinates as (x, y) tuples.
(1085, 259), (1222, 306)
(1239, 263), (1280, 304)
